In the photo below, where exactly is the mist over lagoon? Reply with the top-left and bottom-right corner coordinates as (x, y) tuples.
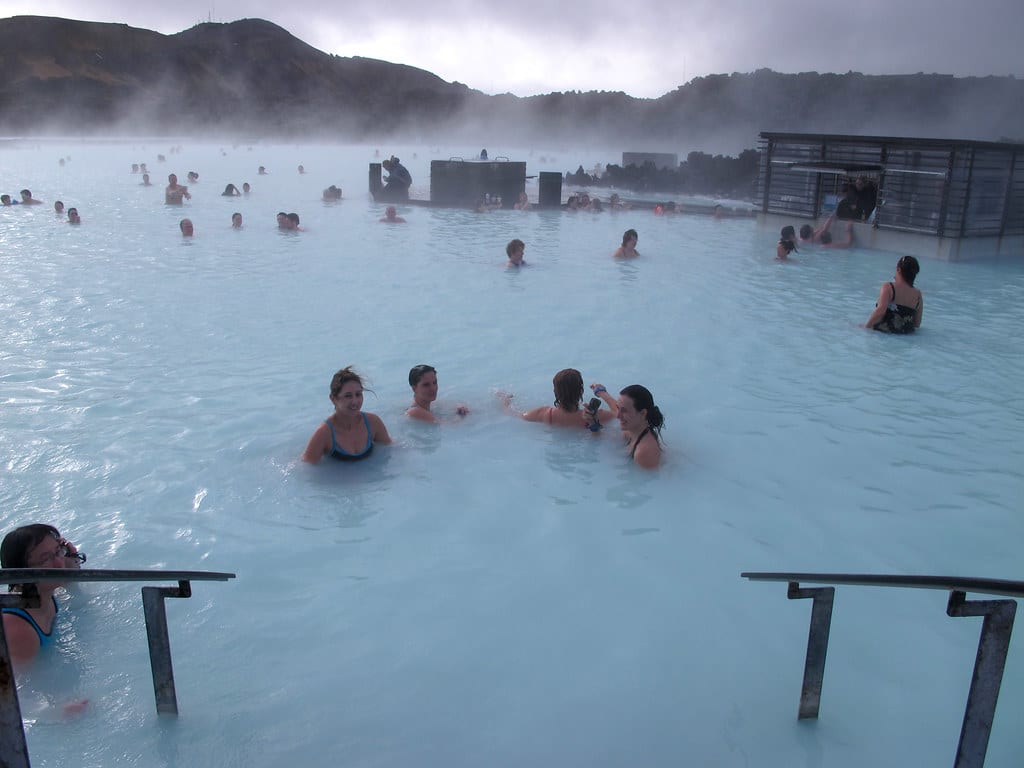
(2, 138), (1023, 766)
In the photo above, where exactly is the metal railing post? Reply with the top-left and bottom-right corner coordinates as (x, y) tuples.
(142, 581), (192, 716)
(947, 590), (1017, 768)
(786, 582), (835, 719)
(0, 594), (34, 768)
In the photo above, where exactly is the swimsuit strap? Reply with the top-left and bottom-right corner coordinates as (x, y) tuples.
(631, 427), (652, 459)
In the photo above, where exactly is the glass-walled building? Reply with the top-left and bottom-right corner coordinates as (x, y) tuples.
(757, 132), (1024, 260)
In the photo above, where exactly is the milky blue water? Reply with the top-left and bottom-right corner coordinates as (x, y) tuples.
(2, 141), (1023, 767)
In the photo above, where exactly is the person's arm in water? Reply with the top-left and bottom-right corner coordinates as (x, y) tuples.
(407, 405), (437, 423)
(588, 383), (619, 425)
(863, 282), (891, 329)
(367, 413), (392, 445)
(813, 213), (835, 240)
(914, 293), (924, 329)
(301, 423), (331, 463)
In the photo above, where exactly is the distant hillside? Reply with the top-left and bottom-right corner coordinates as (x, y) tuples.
(2, 16), (1022, 153)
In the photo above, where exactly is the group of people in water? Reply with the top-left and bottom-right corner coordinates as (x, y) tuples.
(777, 220), (923, 333)
(302, 366), (665, 470)
(2, 189), (81, 224)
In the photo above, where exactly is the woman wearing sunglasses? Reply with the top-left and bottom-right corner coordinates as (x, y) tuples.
(1, 523), (84, 665)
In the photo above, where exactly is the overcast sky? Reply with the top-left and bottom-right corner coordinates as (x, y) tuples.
(4, 0), (1023, 98)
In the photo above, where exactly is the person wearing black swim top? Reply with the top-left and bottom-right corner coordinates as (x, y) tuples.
(864, 255), (923, 333)
(592, 383), (664, 468)
(1, 524), (84, 665)
(776, 225), (797, 260)
(302, 366), (392, 463)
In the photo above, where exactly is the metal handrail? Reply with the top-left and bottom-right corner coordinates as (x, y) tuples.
(0, 568), (235, 768)
(741, 572), (1024, 597)
(1, 568), (235, 585)
(741, 571), (1019, 768)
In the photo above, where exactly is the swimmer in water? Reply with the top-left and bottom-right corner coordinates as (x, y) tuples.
(276, 212), (289, 230)
(141, 173), (152, 186)
(506, 238), (526, 267)
(500, 368), (617, 429)
(776, 226), (797, 260)
(406, 365), (469, 422)
(286, 212), (302, 231)
(0, 195), (14, 206)
(67, 208), (81, 224)
(165, 174), (191, 205)
(231, 212), (243, 229)
(590, 383), (664, 469)
(613, 229), (639, 258)
(54, 200), (65, 215)
(221, 183), (240, 196)
(1, 523), (85, 666)
(180, 218), (194, 237)
(863, 255), (923, 334)
(20, 189), (43, 205)
(258, 166), (267, 175)
(302, 366), (392, 464)
(242, 182), (251, 195)
(514, 192), (531, 211)
(379, 206), (406, 223)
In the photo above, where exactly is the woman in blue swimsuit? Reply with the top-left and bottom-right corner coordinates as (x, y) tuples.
(1, 523), (84, 665)
(302, 366), (392, 464)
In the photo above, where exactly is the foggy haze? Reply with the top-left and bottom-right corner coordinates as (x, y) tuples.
(3, 0), (1023, 98)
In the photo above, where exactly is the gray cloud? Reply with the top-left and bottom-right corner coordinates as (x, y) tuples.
(3, 0), (1022, 97)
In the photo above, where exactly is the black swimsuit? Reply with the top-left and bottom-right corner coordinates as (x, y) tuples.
(873, 282), (919, 334)
(630, 428), (651, 459)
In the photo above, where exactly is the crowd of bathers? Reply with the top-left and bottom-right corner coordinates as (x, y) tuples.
(302, 365), (665, 470)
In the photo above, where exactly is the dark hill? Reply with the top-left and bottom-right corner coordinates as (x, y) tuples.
(1, 16), (1022, 151)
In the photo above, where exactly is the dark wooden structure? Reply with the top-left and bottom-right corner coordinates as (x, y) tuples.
(757, 132), (1024, 260)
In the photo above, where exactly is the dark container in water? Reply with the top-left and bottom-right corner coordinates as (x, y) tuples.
(430, 159), (526, 208)
(538, 171), (563, 208)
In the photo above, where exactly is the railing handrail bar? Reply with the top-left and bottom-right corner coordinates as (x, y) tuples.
(741, 572), (1024, 598)
(0, 568), (236, 585)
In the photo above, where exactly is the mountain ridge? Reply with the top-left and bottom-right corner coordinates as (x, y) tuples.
(1, 16), (1021, 152)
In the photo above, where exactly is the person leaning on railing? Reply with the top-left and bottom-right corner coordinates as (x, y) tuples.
(1, 523), (84, 665)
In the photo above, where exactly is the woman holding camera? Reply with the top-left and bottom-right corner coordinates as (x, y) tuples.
(500, 368), (617, 429)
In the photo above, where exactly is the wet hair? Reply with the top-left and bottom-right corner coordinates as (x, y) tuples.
(20, 189), (31, 198)
(799, 224), (813, 240)
(330, 366), (371, 398)
(897, 255), (920, 286)
(408, 364), (436, 387)
(552, 368), (584, 412)
(222, 183), (237, 195)
(67, 208), (78, 217)
(620, 385), (664, 439)
(780, 225), (796, 240)
(506, 239), (525, 257)
(179, 218), (192, 232)
(287, 213), (300, 226)
(2, 524), (61, 589)
(622, 228), (638, 246)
